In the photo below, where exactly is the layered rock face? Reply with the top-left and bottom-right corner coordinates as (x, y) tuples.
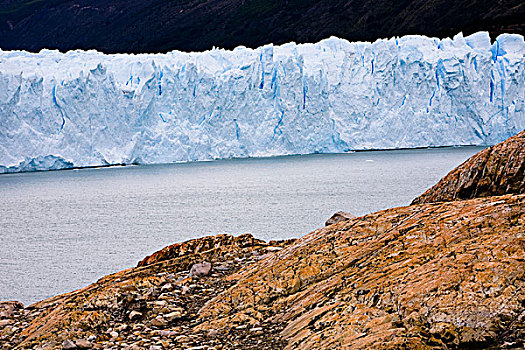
(413, 129), (525, 204)
(1, 131), (524, 349)
(199, 195), (524, 349)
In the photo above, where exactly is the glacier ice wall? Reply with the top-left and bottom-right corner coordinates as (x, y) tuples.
(0, 32), (524, 173)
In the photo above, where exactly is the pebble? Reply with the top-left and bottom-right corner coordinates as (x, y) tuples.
(62, 339), (77, 349)
(164, 310), (182, 322)
(118, 324), (129, 332)
(129, 311), (142, 320)
(151, 317), (167, 327)
(214, 265), (229, 272)
(174, 335), (190, 342)
(161, 283), (173, 292)
(158, 330), (178, 337)
(75, 339), (93, 349)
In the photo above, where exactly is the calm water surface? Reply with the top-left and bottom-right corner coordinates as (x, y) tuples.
(0, 147), (482, 304)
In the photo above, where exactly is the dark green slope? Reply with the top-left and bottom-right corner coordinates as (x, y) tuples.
(0, 0), (523, 53)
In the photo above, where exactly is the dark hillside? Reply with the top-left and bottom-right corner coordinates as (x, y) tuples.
(0, 0), (524, 53)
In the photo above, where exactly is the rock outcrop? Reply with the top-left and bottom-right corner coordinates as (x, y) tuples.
(2, 195), (523, 350)
(198, 194), (525, 349)
(324, 211), (356, 226)
(0, 234), (296, 349)
(412, 130), (525, 204)
(137, 233), (277, 267)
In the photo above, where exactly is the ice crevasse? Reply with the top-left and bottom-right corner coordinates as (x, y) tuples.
(0, 31), (524, 173)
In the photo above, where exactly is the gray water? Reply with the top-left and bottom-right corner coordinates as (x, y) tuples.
(0, 147), (482, 305)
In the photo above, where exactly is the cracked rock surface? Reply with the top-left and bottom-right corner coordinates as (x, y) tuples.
(2, 195), (523, 350)
(413, 130), (525, 204)
(200, 194), (525, 349)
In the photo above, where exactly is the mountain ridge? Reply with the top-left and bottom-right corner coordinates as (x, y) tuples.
(0, 0), (524, 53)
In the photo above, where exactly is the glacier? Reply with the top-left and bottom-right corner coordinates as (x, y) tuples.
(0, 32), (524, 173)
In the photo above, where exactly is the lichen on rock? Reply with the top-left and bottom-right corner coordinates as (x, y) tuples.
(412, 129), (525, 204)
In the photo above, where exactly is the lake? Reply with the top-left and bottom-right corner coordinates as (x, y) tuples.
(0, 147), (482, 305)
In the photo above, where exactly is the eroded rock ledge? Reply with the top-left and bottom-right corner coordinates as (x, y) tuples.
(1, 234), (296, 349)
(412, 130), (525, 204)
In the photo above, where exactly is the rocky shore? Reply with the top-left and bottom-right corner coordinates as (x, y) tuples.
(412, 130), (525, 204)
(1, 131), (524, 349)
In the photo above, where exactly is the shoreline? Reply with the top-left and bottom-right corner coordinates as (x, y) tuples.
(0, 144), (485, 176)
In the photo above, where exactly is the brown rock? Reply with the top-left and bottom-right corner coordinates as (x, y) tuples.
(199, 194), (525, 349)
(151, 316), (168, 327)
(137, 233), (268, 267)
(159, 330), (178, 337)
(412, 129), (525, 204)
(129, 310), (142, 321)
(0, 301), (24, 310)
(74, 339), (93, 349)
(0, 319), (13, 328)
(325, 211), (356, 226)
(62, 339), (77, 349)
(0, 301), (23, 321)
(164, 310), (183, 322)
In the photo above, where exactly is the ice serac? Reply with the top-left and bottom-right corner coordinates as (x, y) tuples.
(0, 32), (524, 172)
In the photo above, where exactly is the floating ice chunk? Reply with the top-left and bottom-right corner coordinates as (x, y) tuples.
(3, 156), (74, 173)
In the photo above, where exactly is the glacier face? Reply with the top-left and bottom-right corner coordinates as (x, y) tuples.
(0, 32), (524, 173)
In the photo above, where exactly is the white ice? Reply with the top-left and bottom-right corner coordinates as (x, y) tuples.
(0, 32), (524, 173)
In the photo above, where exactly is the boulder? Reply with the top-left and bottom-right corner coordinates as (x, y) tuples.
(413, 130), (525, 204)
(189, 262), (212, 278)
(61, 340), (77, 349)
(325, 211), (356, 226)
